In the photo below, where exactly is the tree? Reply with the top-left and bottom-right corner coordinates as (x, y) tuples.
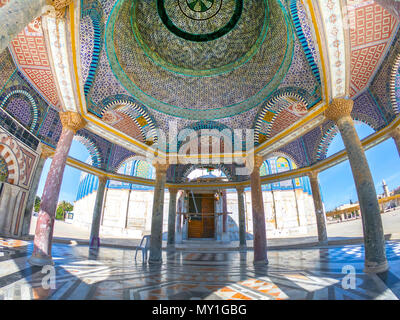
(34, 196), (41, 212)
(55, 201), (74, 220)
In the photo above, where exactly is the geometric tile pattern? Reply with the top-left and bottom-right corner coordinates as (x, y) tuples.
(9, 18), (60, 108)
(348, 1), (398, 97)
(369, 28), (400, 123)
(0, 239), (399, 300)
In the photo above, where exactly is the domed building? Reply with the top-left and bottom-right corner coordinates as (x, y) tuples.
(0, 0), (400, 300)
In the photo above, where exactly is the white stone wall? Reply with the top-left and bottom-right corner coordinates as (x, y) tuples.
(73, 188), (170, 239)
(73, 188), (317, 240)
(226, 189), (317, 240)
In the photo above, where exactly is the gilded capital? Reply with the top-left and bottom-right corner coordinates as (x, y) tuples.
(168, 187), (179, 194)
(236, 186), (245, 194)
(253, 155), (264, 169)
(325, 98), (353, 123)
(59, 111), (86, 134)
(45, 0), (73, 19)
(152, 160), (169, 173)
(245, 154), (264, 174)
(39, 144), (54, 159)
(391, 126), (400, 140)
(307, 170), (319, 181)
(97, 175), (108, 184)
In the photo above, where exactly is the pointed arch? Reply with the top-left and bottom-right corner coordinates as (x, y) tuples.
(100, 95), (158, 145)
(0, 89), (39, 133)
(254, 88), (310, 144)
(316, 120), (376, 161)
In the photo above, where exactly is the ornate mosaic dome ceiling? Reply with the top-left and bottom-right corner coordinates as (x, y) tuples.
(106, 0), (294, 120)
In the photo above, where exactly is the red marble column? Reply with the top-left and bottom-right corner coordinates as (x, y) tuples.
(29, 112), (86, 266)
(250, 155), (268, 265)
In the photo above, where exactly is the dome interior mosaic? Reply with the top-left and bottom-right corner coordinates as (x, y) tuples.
(0, 0), (398, 173)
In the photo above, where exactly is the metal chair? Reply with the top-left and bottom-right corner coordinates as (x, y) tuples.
(134, 235), (150, 262)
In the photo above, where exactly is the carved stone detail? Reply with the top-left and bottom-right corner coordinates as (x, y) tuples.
(59, 111), (86, 134)
(40, 144), (54, 159)
(152, 160), (169, 174)
(325, 98), (354, 123)
(391, 126), (400, 140)
(44, 0), (73, 19)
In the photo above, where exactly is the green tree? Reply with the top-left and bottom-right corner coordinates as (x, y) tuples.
(55, 201), (74, 220)
(34, 196), (41, 212)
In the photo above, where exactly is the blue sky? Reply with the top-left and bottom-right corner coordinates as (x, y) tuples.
(36, 124), (400, 211)
(319, 123), (400, 211)
(37, 140), (90, 204)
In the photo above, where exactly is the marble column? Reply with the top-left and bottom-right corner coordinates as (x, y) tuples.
(89, 175), (107, 249)
(148, 161), (169, 264)
(249, 155), (268, 265)
(21, 145), (53, 237)
(308, 171), (328, 245)
(391, 126), (400, 157)
(167, 188), (178, 248)
(29, 112), (86, 266)
(236, 186), (247, 248)
(0, 0), (73, 53)
(326, 98), (388, 273)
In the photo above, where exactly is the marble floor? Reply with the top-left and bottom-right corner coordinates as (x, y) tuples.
(1, 237), (400, 300)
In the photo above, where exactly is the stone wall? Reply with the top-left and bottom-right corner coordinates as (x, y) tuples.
(73, 188), (172, 239)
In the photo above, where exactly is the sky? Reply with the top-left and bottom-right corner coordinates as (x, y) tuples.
(319, 123), (400, 211)
(36, 124), (400, 211)
(37, 140), (90, 204)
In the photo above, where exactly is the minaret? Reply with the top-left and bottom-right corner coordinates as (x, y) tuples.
(382, 180), (390, 198)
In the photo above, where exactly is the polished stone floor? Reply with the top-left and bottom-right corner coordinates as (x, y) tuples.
(1, 237), (400, 300)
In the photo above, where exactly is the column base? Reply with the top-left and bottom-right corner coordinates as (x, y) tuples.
(89, 236), (100, 249)
(253, 258), (269, 266)
(318, 239), (329, 246)
(363, 260), (389, 274)
(166, 244), (175, 251)
(148, 259), (163, 265)
(28, 255), (54, 267)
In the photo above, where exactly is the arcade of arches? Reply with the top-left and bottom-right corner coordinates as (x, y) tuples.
(0, 0), (400, 300)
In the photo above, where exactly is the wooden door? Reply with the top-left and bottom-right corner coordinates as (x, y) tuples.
(201, 194), (215, 238)
(188, 193), (215, 238)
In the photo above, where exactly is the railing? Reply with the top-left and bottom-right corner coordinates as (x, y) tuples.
(0, 108), (40, 151)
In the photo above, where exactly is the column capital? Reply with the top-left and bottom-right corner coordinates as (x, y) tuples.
(391, 126), (400, 140)
(325, 98), (354, 123)
(44, 0), (73, 18)
(168, 187), (179, 194)
(307, 170), (319, 180)
(59, 111), (86, 134)
(245, 154), (264, 172)
(97, 175), (108, 184)
(236, 186), (245, 193)
(152, 160), (169, 173)
(39, 144), (54, 159)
